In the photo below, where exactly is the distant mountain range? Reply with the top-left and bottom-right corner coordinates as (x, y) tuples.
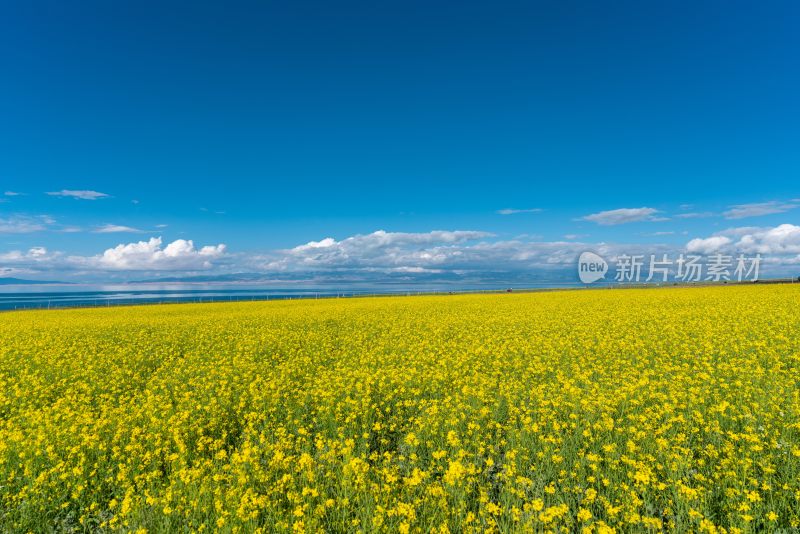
(132, 273), (271, 283)
(0, 277), (69, 285)
(132, 268), (580, 286)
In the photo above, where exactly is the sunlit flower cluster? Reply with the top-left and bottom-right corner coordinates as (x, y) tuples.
(1, 285), (799, 532)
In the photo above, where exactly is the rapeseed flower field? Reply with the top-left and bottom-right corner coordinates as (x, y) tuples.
(1, 285), (799, 533)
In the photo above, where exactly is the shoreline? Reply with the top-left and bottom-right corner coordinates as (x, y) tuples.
(2, 277), (797, 313)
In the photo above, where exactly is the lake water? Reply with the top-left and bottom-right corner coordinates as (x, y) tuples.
(0, 283), (584, 311)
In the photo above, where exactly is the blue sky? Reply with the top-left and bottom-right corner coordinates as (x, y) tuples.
(1, 1), (799, 284)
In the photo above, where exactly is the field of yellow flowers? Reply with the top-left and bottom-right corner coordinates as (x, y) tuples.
(1, 285), (799, 533)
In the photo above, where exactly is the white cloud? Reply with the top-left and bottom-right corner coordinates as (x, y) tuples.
(7, 223), (800, 283)
(497, 208), (542, 215)
(686, 236), (732, 254)
(0, 246), (56, 264)
(723, 200), (798, 220)
(4, 191), (22, 196)
(582, 207), (662, 225)
(292, 237), (337, 252)
(265, 230), (492, 272)
(93, 224), (143, 233)
(273, 230), (493, 269)
(259, 229), (667, 283)
(685, 224), (800, 261)
(47, 189), (109, 200)
(295, 230), (491, 252)
(0, 236), (228, 279)
(0, 215), (52, 233)
(91, 237), (226, 270)
(674, 212), (714, 219)
(734, 224), (800, 255)
(715, 226), (765, 238)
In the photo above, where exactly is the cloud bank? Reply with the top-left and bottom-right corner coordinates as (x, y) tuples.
(0, 237), (228, 277)
(0, 215), (54, 233)
(582, 207), (662, 225)
(92, 238), (226, 270)
(3, 224), (800, 284)
(723, 201), (798, 220)
(47, 190), (109, 200)
(93, 224), (143, 233)
(253, 229), (672, 285)
(685, 224), (800, 262)
(497, 208), (542, 215)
